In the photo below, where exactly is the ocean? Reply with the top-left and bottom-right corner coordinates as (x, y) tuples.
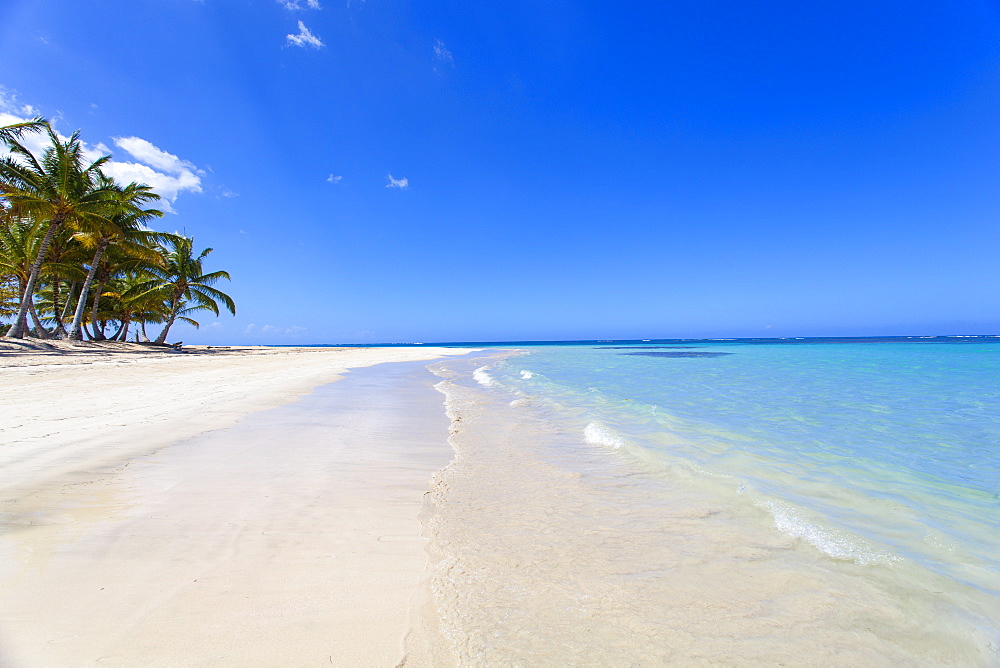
(419, 337), (1000, 665)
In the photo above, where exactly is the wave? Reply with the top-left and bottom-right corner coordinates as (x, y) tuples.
(473, 366), (495, 387)
(751, 494), (898, 566)
(583, 422), (628, 449)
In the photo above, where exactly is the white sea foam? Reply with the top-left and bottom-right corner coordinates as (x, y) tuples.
(473, 366), (495, 387)
(583, 422), (627, 449)
(761, 498), (897, 566)
(520, 370), (533, 379)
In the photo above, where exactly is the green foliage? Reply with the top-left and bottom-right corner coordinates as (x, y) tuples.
(129, 234), (236, 343)
(0, 275), (19, 319)
(0, 119), (235, 341)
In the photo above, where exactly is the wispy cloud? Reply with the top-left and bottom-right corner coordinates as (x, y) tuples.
(433, 39), (455, 69)
(327, 174), (343, 184)
(245, 323), (307, 336)
(276, 0), (321, 9)
(385, 173), (409, 190)
(286, 21), (324, 48)
(0, 87), (40, 119)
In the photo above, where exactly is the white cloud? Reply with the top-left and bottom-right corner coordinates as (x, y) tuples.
(307, 0), (322, 8)
(434, 39), (454, 67)
(286, 21), (324, 48)
(113, 136), (201, 176)
(327, 174), (342, 183)
(0, 111), (51, 157)
(385, 173), (409, 190)
(105, 136), (204, 212)
(1, 90), (204, 213)
(101, 162), (201, 212)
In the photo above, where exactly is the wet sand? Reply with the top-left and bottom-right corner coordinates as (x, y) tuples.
(0, 344), (471, 666)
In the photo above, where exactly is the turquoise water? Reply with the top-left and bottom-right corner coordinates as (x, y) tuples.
(484, 339), (1000, 597)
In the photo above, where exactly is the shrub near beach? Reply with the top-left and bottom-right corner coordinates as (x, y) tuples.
(0, 119), (235, 343)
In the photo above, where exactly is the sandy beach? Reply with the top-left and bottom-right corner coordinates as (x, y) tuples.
(0, 341), (474, 666)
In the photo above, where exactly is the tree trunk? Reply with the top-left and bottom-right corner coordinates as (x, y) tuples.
(140, 322), (150, 342)
(89, 281), (106, 340)
(154, 292), (182, 344)
(67, 240), (108, 340)
(51, 279), (67, 337)
(5, 217), (63, 338)
(28, 300), (50, 338)
(58, 282), (79, 337)
(116, 315), (131, 341)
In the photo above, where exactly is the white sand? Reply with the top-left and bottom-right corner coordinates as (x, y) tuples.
(0, 344), (472, 666)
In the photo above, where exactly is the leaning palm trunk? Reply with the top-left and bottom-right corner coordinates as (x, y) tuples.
(67, 240), (108, 340)
(5, 217), (63, 338)
(61, 282), (79, 321)
(89, 281), (106, 341)
(28, 301), (50, 339)
(116, 317), (131, 341)
(154, 296), (181, 344)
(51, 279), (67, 337)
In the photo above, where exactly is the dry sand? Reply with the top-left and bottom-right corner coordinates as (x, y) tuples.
(0, 341), (474, 666)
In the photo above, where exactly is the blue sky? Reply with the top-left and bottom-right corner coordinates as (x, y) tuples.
(1, 0), (998, 344)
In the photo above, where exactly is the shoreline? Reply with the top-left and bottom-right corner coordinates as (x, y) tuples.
(421, 351), (998, 665)
(0, 343), (476, 665)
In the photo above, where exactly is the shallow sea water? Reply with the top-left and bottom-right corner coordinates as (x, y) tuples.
(422, 340), (1000, 665)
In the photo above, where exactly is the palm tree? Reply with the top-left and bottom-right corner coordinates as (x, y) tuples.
(0, 122), (117, 338)
(0, 208), (70, 337)
(99, 271), (163, 341)
(0, 209), (38, 323)
(129, 235), (235, 344)
(0, 117), (46, 144)
(38, 225), (89, 337)
(66, 179), (164, 340)
(75, 242), (166, 340)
